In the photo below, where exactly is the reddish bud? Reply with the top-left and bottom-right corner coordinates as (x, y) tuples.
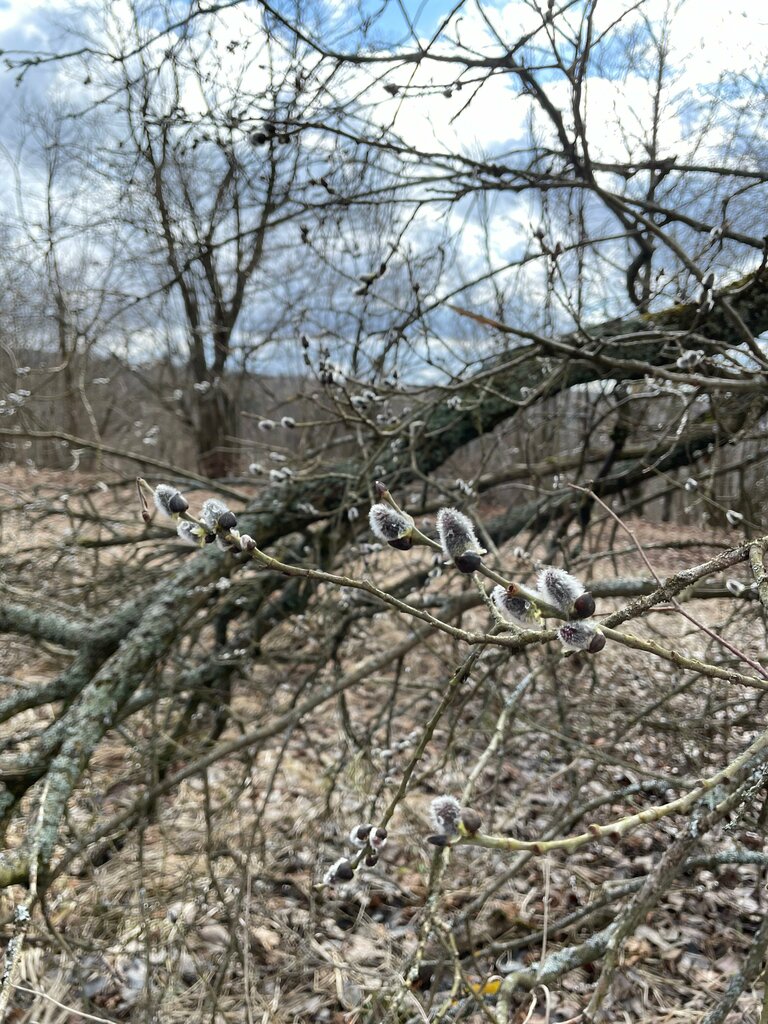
(588, 632), (606, 654)
(573, 592), (596, 618)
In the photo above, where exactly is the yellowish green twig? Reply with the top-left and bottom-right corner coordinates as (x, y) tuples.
(458, 721), (768, 855)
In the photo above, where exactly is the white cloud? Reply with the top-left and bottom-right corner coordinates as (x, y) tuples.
(3, 0), (765, 160)
(365, 0), (768, 159)
(616, 0), (768, 82)
(0, 0), (65, 35)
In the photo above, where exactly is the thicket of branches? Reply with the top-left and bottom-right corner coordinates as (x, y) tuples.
(1, 1), (768, 1021)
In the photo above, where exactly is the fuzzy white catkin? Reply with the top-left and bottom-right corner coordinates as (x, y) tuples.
(369, 503), (412, 541)
(153, 484), (182, 517)
(435, 508), (485, 559)
(491, 586), (539, 628)
(200, 499), (230, 530)
(537, 567), (584, 611)
(176, 521), (200, 545)
(430, 795), (461, 835)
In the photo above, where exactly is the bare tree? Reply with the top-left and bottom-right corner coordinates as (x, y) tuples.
(34, 0), (385, 477)
(1, 2), (768, 1022)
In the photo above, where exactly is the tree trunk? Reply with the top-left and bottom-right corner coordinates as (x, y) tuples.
(194, 384), (238, 478)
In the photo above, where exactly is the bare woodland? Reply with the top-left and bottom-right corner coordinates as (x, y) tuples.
(0, 0), (768, 1021)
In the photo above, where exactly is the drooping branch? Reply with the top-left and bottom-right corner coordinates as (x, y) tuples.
(0, 544), (230, 884)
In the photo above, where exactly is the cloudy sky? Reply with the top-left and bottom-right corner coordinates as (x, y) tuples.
(1, 0), (767, 356)
(2, 0), (767, 156)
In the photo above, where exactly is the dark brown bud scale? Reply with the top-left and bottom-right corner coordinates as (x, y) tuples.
(364, 852), (379, 867)
(573, 592), (596, 618)
(588, 632), (606, 654)
(218, 511), (238, 532)
(335, 859), (354, 881)
(454, 551), (482, 574)
(168, 492), (189, 515)
(388, 536), (414, 551)
(374, 480), (388, 498)
(460, 808), (482, 835)
(427, 834), (452, 847)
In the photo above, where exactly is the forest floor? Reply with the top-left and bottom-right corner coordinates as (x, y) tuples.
(1, 465), (767, 1023)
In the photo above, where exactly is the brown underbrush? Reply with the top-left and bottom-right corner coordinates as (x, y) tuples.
(1, 466), (766, 1023)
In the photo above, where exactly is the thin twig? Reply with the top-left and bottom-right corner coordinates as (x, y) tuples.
(570, 484), (768, 679)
